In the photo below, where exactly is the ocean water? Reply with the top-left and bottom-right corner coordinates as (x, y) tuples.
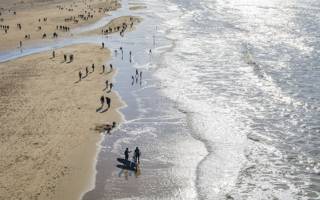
(82, 0), (320, 198)
(150, 0), (320, 199)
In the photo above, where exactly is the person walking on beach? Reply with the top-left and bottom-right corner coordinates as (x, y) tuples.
(19, 41), (22, 48)
(105, 96), (111, 109)
(120, 47), (123, 59)
(100, 96), (105, 107)
(79, 71), (82, 81)
(129, 51), (132, 63)
(124, 148), (131, 160)
(86, 67), (89, 76)
(105, 80), (109, 90)
(92, 64), (95, 72)
(140, 71), (142, 80)
(64, 54), (67, 62)
(102, 65), (105, 73)
(102, 42), (104, 48)
(109, 83), (113, 92)
(134, 147), (141, 163)
(110, 64), (113, 72)
(52, 51), (55, 58)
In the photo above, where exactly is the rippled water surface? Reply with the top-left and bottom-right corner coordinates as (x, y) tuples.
(154, 0), (320, 199)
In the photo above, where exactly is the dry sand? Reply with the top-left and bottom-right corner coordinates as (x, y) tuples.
(0, 0), (120, 51)
(0, 44), (124, 200)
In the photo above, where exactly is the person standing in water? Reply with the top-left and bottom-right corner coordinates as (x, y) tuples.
(134, 147), (141, 163)
(124, 148), (131, 160)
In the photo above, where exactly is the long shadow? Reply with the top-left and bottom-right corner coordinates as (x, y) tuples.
(83, 74), (88, 79)
(74, 79), (81, 84)
(116, 164), (135, 171)
(117, 158), (136, 171)
(99, 107), (109, 113)
(96, 105), (103, 112)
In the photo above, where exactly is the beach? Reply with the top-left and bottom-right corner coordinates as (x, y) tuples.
(0, 44), (123, 200)
(0, 0), (120, 52)
(1, 0), (320, 199)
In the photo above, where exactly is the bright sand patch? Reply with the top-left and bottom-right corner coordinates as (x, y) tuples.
(0, 0), (120, 52)
(0, 44), (124, 200)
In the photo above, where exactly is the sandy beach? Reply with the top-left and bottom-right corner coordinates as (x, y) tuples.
(0, 0), (120, 52)
(0, 44), (124, 200)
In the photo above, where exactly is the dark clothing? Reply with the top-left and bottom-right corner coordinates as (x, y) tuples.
(134, 148), (141, 163)
(124, 149), (131, 160)
(100, 96), (105, 105)
(105, 97), (111, 108)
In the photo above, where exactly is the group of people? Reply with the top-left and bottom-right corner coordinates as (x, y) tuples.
(131, 69), (142, 85)
(124, 147), (141, 168)
(100, 95), (111, 109)
(101, 17), (137, 37)
(38, 17), (48, 22)
(0, 24), (9, 33)
(56, 25), (70, 32)
(78, 63), (113, 80)
(75, 60), (115, 113)
(62, 53), (73, 62)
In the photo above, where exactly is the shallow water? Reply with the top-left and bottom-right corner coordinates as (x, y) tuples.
(1, 0), (320, 199)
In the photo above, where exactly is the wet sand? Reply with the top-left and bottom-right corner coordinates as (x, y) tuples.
(0, 44), (124, 200)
